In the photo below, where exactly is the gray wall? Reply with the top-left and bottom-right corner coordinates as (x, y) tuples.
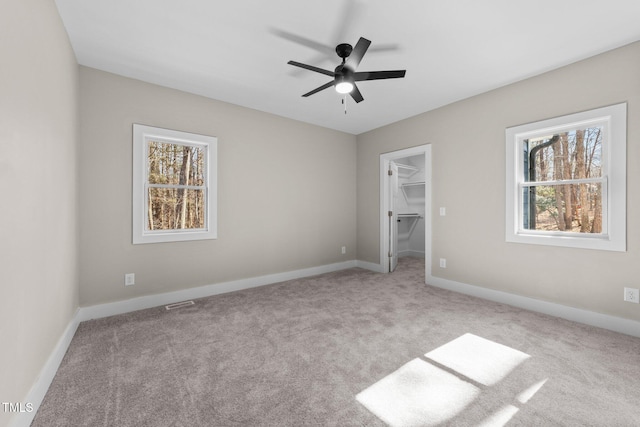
(0, 0), (79, 425)
(357, 42), (640, 322)
(78, 67), (357, 306)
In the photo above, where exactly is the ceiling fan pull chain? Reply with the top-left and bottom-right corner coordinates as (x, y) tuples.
(343, 95), (348, 114)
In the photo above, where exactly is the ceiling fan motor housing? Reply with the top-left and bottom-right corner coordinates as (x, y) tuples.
(334, 64), (353, 77)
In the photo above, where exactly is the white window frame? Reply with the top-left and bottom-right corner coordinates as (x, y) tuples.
(505, 103), (626, 251)
(133, 124), (218, 244)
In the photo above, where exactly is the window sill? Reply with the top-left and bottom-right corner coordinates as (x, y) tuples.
(506, 231), (624, 252)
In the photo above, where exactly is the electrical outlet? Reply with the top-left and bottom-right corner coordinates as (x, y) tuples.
(439, 258), (447, 268)
(341, 246), (346, 255)
(623, 287), (639, 303)
(125, 273), (135, 286)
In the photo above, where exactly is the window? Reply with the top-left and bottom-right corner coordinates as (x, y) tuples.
(506, 103), (626, 251)
(133, 124), (217, 244)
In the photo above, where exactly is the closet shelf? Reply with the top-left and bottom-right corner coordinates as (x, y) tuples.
(400, 181), (425, 202)
(395, 163), (419, 178)
(397, 213), (422, 238)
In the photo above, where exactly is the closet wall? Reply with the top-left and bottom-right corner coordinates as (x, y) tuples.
(393, 154), (426, 258)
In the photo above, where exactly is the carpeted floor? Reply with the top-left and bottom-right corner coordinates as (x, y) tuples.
(32, 257), (640, 426)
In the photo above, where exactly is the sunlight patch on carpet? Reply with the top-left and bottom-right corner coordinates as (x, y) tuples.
(425, 333), (530, 386)
(356, 358), (480, 427)
(477, 404), (520, 427)
(356, 333), (540, 426)
(517, 378), (548, 404)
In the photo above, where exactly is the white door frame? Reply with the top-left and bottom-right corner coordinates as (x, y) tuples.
(379, 144), (432, 281)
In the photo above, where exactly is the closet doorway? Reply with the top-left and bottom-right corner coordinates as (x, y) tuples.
(380, 145), (431, 280)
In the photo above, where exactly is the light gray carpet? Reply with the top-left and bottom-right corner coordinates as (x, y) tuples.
(32, 257), (640, 426)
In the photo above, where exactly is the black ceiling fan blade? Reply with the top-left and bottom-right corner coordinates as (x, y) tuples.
(302, 81), (335, 97)
(354, 70), (406, 81)
(287, 61), (334, 77)
(369, 43), (400, 53)
(271, 1), (362, 55)
(271, 29), (334, 55)
(350, 84), (364, 103)
(345, 37), (371, 70)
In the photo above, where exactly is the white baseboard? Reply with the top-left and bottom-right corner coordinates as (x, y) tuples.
(355, 259), (385, 273)
(399, 250), (425, 258)
(427, 274), (640, 338)
(78, 260), (358, 321)
(10, 311), (81, 427)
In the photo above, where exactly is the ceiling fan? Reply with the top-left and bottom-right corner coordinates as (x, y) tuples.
(287, 37), (406, 103)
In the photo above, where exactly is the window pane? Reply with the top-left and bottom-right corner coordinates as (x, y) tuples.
(523, 183), (602, 233)
(147, 187), (205, 231)
(524, 126), (602, 182)
(147, 141), (206, 186)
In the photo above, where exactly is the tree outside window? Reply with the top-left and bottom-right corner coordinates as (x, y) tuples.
(133, 125), (217, 244)
(506, 103), (626, 252)
(523, 126), (603, 234)
(147, 141), (206, 231)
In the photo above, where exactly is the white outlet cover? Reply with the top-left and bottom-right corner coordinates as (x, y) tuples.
(624, 287), (639, 303)
(125, 273), (135, 286)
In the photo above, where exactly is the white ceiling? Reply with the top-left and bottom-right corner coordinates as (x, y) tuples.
(54, 0), (640, 135)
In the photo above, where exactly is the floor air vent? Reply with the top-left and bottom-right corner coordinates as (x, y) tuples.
(165, 300), (195, 310)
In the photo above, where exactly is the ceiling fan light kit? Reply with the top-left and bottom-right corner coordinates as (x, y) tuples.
(335, 78), (354, 94)
(288, 37), (406, 105)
